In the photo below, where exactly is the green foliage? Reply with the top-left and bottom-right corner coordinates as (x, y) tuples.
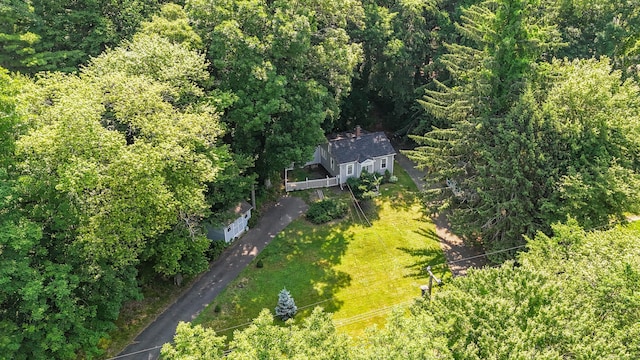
(3, 29), (231, 356)
(306, 199), (348, 224)
(138, 3), (203, 50)
(161, 321), (226, 359)
(275, 288), (298, 321)
(341, 0), (445, 130)
(406, 2), (640, 258)
(347, 171), (382, 200)
(166, 221), (640, 359)
(0, 0), (164, 73)
(186, 0), (363, 181)
(230, 308), (349, 359)
(206, 240), (228, 260)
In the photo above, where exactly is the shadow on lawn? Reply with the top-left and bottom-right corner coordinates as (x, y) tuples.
(226, 220), (354, 320)
(397, 226), (449, 280)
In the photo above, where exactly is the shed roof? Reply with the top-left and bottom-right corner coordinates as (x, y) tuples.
(230, 201), (253, 217)
(328, 131), (396, 164)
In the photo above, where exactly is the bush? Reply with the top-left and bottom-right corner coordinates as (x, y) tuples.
(347, 171), (382, 200)
(256, 259), (264, 268)
(306, 198), (348, 224)
(389, 175), (398, 183)
(206, 240), (228, 260)
(214, 304), (221, 313)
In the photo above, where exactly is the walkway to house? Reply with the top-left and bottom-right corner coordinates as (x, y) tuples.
(114, 196), (308, 360)
(393, 147), (487, 276)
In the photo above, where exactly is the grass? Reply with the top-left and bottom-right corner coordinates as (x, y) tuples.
(196, 163), (449, 341)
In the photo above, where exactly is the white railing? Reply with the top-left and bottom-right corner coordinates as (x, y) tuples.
(285, 176), (339, 192)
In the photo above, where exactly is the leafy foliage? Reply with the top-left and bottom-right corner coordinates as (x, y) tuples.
(164, 221), (640, 359)
(161, 322), (226, 359)
(406, 1), (640, 259)
(186, 0), (363, 181)
(347, 170), (382, 200)
(306, 199), (348, 224)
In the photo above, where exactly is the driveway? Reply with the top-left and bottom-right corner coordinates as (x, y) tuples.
(394, 148), (486, 276)
(114, 196), (308, 360)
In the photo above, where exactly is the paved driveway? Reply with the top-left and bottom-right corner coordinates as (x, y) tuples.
(115, 196), (308, 360)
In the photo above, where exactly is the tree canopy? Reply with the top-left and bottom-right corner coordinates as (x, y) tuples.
(2, 0), (640, 357)
(163, 221), (640, 359)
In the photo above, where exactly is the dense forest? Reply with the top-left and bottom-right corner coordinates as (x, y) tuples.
(1, 0), (639, 358)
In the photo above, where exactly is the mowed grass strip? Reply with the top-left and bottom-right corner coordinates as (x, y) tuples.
(195, 164), (449, 341)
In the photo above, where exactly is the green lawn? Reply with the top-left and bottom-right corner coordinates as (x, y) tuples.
(196, 164), (449, 341)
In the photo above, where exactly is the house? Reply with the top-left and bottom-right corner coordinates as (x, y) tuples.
(206, 201), (253, 243)
(314, 126), (396, 185)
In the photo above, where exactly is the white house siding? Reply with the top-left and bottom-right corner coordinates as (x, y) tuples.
(374, 155), (394, 174)
(338, 156), (395, 184)
(224, 210), (251, 242)
(319, 143), (338, 176)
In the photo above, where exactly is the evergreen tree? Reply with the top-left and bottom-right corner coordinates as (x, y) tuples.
(406, 0), (562, 259)
(275, 288), (298, 321)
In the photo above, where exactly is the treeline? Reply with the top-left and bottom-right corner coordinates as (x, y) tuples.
(163, 221), (640, 359)
(406, 0), (640, 259)
(1, 0), (640, 358)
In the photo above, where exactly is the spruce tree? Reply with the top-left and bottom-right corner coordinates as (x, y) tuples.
(406, 0), (562, 259)
(275, 288), (297, 321)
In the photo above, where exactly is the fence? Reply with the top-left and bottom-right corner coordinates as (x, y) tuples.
(285, 176), (339, 192)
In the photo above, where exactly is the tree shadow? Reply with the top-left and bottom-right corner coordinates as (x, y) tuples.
(209, 219), (354, 340)
(397, 226), (449, 280)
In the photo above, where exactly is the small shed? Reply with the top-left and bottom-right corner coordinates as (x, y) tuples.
(207, 201), (253, 243)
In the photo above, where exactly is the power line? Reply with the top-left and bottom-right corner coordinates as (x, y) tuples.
(105, 345), (162, 360)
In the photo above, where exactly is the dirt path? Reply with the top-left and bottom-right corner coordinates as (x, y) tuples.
(394, 147), (486, 276)
(114, 196), (308, 360)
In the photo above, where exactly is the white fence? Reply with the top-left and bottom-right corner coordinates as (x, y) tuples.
(285, 176), (339, 192)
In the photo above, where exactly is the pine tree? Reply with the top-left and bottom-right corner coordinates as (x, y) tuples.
(275, 288), (297, 321)
(406, 0), (562, 259)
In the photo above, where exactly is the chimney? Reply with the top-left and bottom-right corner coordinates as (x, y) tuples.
(355, 125), (361, 138)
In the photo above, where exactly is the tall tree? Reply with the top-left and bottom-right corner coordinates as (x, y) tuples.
(553, 0), (640, 75)
(406, 0), (561, 258)
(341, 0), (444, 130)
(186, 0), (363, 181)
(4, 33), (230, 356)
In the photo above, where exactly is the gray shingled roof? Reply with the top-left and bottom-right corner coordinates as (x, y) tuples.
(329, 131), (396, 164)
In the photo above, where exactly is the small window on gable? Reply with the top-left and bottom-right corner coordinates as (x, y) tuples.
(381, 158), (387, 169)
(330, 158), (335, 169)
(244, 213), (248, 219)
(227, 226), (232, 232)
(346, 164), (354, 176)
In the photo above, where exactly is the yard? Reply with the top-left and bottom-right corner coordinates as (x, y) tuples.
(195, 164), (450, 341)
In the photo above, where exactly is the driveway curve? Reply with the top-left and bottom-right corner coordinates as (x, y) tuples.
(114, 196), (308, 360)
(394, 148), (486, 276)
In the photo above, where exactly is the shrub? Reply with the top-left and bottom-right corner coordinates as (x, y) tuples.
(206, 240), (228, 260)
(383, 169), (391, 183)
(256, 259), (264, 268)
(347, 171), (382, 200)
(306, 199), (348, 224)
(214, 304), (221, 313)
(389, 175), (398, 183)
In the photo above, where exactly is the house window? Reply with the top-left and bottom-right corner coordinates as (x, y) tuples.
(244, 213), (248, 219)
(330, 158), (335, 169)
(346, 164), (354, 176)
(227, 226), (232, 232)
(381, 158), (387, 169)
